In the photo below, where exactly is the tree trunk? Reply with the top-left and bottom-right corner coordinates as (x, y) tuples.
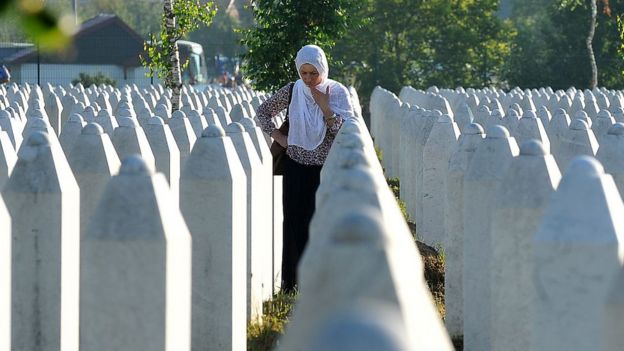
(164, 0), (182, 112)
(587, 0), (598, 89)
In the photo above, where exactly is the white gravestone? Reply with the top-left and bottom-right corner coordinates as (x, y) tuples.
(239, 117), (278, 293)
(304, 303), (412, 351)
(143, 116), (181, 204)
(490, 140), (560, 351)
(463, 125), (519, 351)
(280, 205), (453, 351)
(0, 110), (23, 149)
(410, 110), (438, 226)
(514, 110), (551, 153)
(0, 196), (10, 351)
(547, 108), (570, 156)
(94, 109), (118, 135)
(67, 123), (121, 237)
(180, 125), (247, 351)
(3, 131), (80, 351)
(226, 122), (271, 321)
(596, 123), (624, 195)
(186, 109), (207, 138)
(59, 113), (86, 153)
(555, 118), (598, 171)
(605, 258), (624, 351)
(444, 122), (484, 338)
(421, 114), (460, 247)
(533, 156), (624, 351)
(79, 156), (191, 351)
(168, 110), (197, 172)
(0, 131), (17, 188)
(593, 109), (615, 143)
(111, 117), (156, 171)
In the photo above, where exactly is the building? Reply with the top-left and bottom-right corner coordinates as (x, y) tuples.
(4, 14), (152, 86)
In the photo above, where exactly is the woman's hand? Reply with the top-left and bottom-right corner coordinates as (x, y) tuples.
(271, 129), (288, 148)
(311, 85), (332, 117)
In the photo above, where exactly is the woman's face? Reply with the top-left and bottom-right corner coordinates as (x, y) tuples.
(299, 63), (322, 87)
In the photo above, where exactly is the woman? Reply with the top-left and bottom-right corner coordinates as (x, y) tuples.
(257, 44), (355, 292)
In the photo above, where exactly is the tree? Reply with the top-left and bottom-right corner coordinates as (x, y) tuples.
(331, 0), (513, 114)
(79, 0), (163, 37)
(240, 0), (362, 92)
(505, 0), (621, 89)
(142, 0), (216, 112)
(559, 0), (611, 88)
(72, 72), (117, 87)
(190, 9), (250, 77)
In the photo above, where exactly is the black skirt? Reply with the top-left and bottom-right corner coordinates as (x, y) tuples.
(281, 155), (322, 292)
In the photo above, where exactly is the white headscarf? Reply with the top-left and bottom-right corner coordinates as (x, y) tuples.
(288, 45), (354, 150)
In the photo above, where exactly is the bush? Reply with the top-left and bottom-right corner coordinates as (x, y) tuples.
(71, 72), (116, 88)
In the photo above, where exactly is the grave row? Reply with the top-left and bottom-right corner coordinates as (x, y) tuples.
(371, 85), (624, 351)
(0, 81), (289, 351)
(0, 81), (402, 351)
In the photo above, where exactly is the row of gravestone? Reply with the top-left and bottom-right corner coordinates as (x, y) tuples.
(0, 82), (289, 351)
(0, 81), (377, 351)
(370, 85), (624, 351)
(275, 116), (454, 350)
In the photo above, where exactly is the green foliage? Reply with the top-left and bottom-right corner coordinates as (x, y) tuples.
(71, 72), (117, 87)
(247, 290), (298, 351)
(141, 0), (216, 84)
(80, 0), (163, 37)
(387, 177), (411, 223)
(504, 0), (623, 89)
(331, 0), (514, 113)
(240, 0), (362, 92)
(190, 10), (249, 76)
(0, 0), (73, 51)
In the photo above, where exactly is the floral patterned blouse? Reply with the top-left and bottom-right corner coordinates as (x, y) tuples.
(257, 83), (350, 166)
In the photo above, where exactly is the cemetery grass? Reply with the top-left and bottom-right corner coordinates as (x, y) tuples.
(246, 176), (462, 350)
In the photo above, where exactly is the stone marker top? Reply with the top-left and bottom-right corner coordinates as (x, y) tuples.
(171, 110), (186, 119)
(305, 303), (410, 351)
(97, 109), (111, 118)
(607, 123), (624, 136)
(570, 118), (590, 131)
(554, 108), (568, 117)
(574, 110), (589, 120)
(118, 117), (138, 128)
(486, 125), (510, 139)
(82, 123), (104, 135)
(563, 155), (603, 178)
(464, 122), (484, 135)
(333, 132), (365, 149)
(27, 117), (51, 130)
(22, 130), (49, 149)
(535, 155), (624, 243)
(437, 114), (453, 123)
(148, 116), (165, 126)
(340, 121), (361, 135)
(520, 139), (547, 156)
(337, 150), (370, 170)
(491, 109), (503, 119)
(239, 117), (257, 129)
(507, 109), (520, 119)
(317, 165), (379, 207)
(0, 110), (11, 119)
(598, 110), (613, 119)
(119, 154), (153, 176)
(329, 205), (386, 246)
(6, 131), (78, 193)
(202, 124), (226, 138)
(225, 122), (245, 133)
(522, 110), (538, 119)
